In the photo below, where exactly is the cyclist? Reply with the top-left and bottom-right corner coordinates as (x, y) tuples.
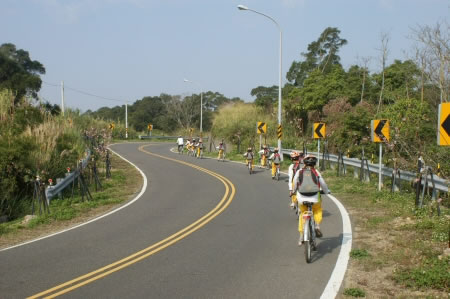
(258, 145), (270, 168)
(176, 135), (184, 153)
(269, 147), (282, 179)
(292, 155), (329, 246)
(185, 138), (192, 154)
(192, 138), (199, 157)
(243, 147), (254, 171)
(288, 151), (302, 209)
(217, 140), (226, 160)
(197, 139), (204, 158)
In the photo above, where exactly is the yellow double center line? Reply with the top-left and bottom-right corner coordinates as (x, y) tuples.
(28, 144), (236, 298)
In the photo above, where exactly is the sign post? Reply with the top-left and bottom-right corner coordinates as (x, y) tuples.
(313, 123), (326, 168)
(257, 122), (267, 150)
(147, 124), (153, 136)
(371, 119), (390, 191)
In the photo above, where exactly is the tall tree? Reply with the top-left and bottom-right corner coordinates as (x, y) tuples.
(0, 43), (45, 103)
(251, 85), (278, 113)
(286, 27), (347, 87)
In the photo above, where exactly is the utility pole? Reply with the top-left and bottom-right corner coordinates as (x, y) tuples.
(125, 103), (128, 139)
(61, 81), (65, 116)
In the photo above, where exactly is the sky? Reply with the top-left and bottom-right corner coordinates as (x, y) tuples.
(1, 0), (449, 112)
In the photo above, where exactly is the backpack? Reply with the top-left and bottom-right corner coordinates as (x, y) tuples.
(297, 167), (320, 194)
(273, 153), (281, 164)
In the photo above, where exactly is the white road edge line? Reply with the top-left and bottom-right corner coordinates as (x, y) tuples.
(320, 194), (352, 299)
(0, 145), (148, 252)
(172, 148), (352, 298)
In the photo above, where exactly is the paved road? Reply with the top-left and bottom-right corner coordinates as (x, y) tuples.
(0, 143), (344, 298)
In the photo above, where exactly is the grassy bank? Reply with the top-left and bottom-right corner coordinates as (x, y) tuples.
(0, 152), (142, 249)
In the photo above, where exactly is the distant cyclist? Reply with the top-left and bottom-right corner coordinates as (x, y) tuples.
(217, 140), (226, 160)
(176, 135), (184, 153)
(269, 147), (281, 179)
(243, 147), (254, 171)
(288, 151), (301, 209)
(292, 154), (329, 246)
(258, 145), (270, 167)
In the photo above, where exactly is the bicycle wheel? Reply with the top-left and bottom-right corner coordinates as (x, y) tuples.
(249, 163), (252, 175)
(304, 225), (312, 263)
(276, 168), (280, 181)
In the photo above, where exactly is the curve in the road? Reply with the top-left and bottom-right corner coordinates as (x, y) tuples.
(27, 144), (236, 299)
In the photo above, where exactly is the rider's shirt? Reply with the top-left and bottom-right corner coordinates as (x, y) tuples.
(292, 168), (329, 203)
(269, 153), (281, 164)
(177, 138), (184, 146)
(288, 162), (300, 192)
(244, 152), (254, 160)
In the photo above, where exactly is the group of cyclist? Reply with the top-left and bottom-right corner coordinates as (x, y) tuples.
(244, 145), (329, 246)
(177, 136), (330, 247)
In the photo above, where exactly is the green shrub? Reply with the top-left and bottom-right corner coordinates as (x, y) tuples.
(343, 287), (366, 297)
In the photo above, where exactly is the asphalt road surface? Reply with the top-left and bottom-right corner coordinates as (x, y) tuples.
(0, 143), (345, 298)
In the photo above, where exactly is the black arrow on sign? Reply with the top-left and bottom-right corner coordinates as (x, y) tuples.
(258, 122), (266, 134)
(442, 114), (450, 136)
(375, 120), (387, 141)
(315, 123), (324, 138)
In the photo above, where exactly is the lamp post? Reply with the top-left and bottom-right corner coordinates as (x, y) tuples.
(183, 78), (203, 134)
(238, 4), (283, 158)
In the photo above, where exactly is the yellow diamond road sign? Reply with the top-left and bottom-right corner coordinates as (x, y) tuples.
(257, 122), (267, 134)
(277, 124), (282, 139)
(438, 103), (450, 146)
(371, 119), (390, 143)
(109, 123), (115, 130)
(148, 124), (153, 131)
(313, 123), (326, 139)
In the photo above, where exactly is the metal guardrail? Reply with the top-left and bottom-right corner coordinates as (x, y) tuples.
(45, 149), (91, 201)
(139, 135), (209, 141)
(280, 148), (449, 193)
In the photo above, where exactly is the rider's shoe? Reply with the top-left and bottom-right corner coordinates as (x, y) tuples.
(298, 234), (303, 246)
(315, 227), (323, 238)
(290, 202), (296, 209)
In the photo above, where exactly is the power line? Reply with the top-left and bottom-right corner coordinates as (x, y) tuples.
(42, 81), (129, 103)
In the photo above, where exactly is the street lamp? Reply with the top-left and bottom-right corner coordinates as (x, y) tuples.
(237, 4), (283, 157)
(183, 78), (203, 133)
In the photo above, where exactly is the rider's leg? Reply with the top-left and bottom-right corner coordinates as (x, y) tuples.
(290, 194), (297, 209)
(298, 203), (307, 233)
(312, 202), (323, 237)
(271, 163), (276, 177)
(261, 155), (266, 167)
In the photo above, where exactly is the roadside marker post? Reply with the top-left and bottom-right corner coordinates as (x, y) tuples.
(371, 119), (390, 191)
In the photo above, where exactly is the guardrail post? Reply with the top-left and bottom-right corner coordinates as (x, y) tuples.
(391, 168), (400, 192)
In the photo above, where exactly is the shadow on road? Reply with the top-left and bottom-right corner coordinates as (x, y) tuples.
(310, 233), (343, 263)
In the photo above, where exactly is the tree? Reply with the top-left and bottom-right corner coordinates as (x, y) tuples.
(250, 85), (278, 112)
(376, 32), (390, 113)
(0, 43), (45, 103)
(286, 27), (347, 87)
(410, 21), (450, 105)
(298, 65), (348, 114)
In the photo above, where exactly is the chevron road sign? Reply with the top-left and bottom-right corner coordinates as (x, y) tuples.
(438, 103), (450, 146)
(313, 123), (326, 139)
(277, 124), (282, 139)
(371, 119), (390, 143)
(148, 124), (153, 131)
(257, 122), (267, 134)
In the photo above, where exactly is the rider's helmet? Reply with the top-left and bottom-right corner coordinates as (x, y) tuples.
(263, 144), (267, 148)
(303, 154), (317, 167)
(274, 147), (279, 152)
(290, 151), (300, 160)
(247, 147), (252, 152)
